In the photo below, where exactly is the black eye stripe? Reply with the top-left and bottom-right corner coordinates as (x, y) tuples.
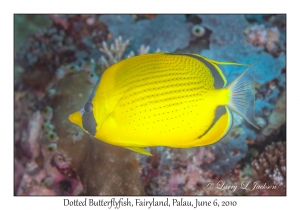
(82, 102), (97, 136)
(81, 75), (101, 136)
(82, 111), (97, 136)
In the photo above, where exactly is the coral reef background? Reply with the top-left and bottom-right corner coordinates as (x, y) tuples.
(14, 14), (286, 195)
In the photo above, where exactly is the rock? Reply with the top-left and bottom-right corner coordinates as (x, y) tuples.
(262, 91), (286, 136)
(50, 71), (145, 195)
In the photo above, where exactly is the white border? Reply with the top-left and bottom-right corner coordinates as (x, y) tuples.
(4, 0), (296, 209)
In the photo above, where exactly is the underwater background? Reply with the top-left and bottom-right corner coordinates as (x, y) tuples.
(14, 14), (286, 195)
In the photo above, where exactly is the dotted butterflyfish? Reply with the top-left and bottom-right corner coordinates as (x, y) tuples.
(69, 53), (258, 156)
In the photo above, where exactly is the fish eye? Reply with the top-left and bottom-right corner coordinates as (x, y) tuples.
(84, 102), (93, 114)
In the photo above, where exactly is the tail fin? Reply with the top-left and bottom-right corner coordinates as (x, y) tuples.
(227, 64), (259, 129)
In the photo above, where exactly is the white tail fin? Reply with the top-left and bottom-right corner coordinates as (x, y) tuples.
(227, 64), (259, 129)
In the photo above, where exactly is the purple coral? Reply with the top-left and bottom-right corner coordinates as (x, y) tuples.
(193, 147), (215, 165)
(251, 141), (286, 194)
(167, 172), (186, 195)
(141, 147), (217, 195)
(16, 150), (84, 195)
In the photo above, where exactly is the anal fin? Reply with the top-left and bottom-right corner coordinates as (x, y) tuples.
(123, 146), (153, 156)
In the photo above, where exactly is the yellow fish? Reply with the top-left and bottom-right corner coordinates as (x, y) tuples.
(69, 53), (258, 156)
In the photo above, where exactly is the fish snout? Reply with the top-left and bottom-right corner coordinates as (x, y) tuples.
(68, 111), (82, 127)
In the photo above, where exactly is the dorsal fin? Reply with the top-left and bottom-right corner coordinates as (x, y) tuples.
(181, 54), (226, 88)
(192, 54), (250, 86)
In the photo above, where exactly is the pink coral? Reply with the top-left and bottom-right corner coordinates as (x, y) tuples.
(245, 24), (268, 45)
(16, 152), (84, 195)
(142, 147), (218, 195)
(22, 111), (43, 159)
(167, 171), (186, 195)
(192, 147), (215, 165)
(185, 165), (206, 191)
(244, 24), (280, 54)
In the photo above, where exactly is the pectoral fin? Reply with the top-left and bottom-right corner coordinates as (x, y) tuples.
(123, 146), (153, 156)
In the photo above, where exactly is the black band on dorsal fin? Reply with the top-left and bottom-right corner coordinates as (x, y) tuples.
(165, 53), (225, 89)
(184, 54), (225, 89)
